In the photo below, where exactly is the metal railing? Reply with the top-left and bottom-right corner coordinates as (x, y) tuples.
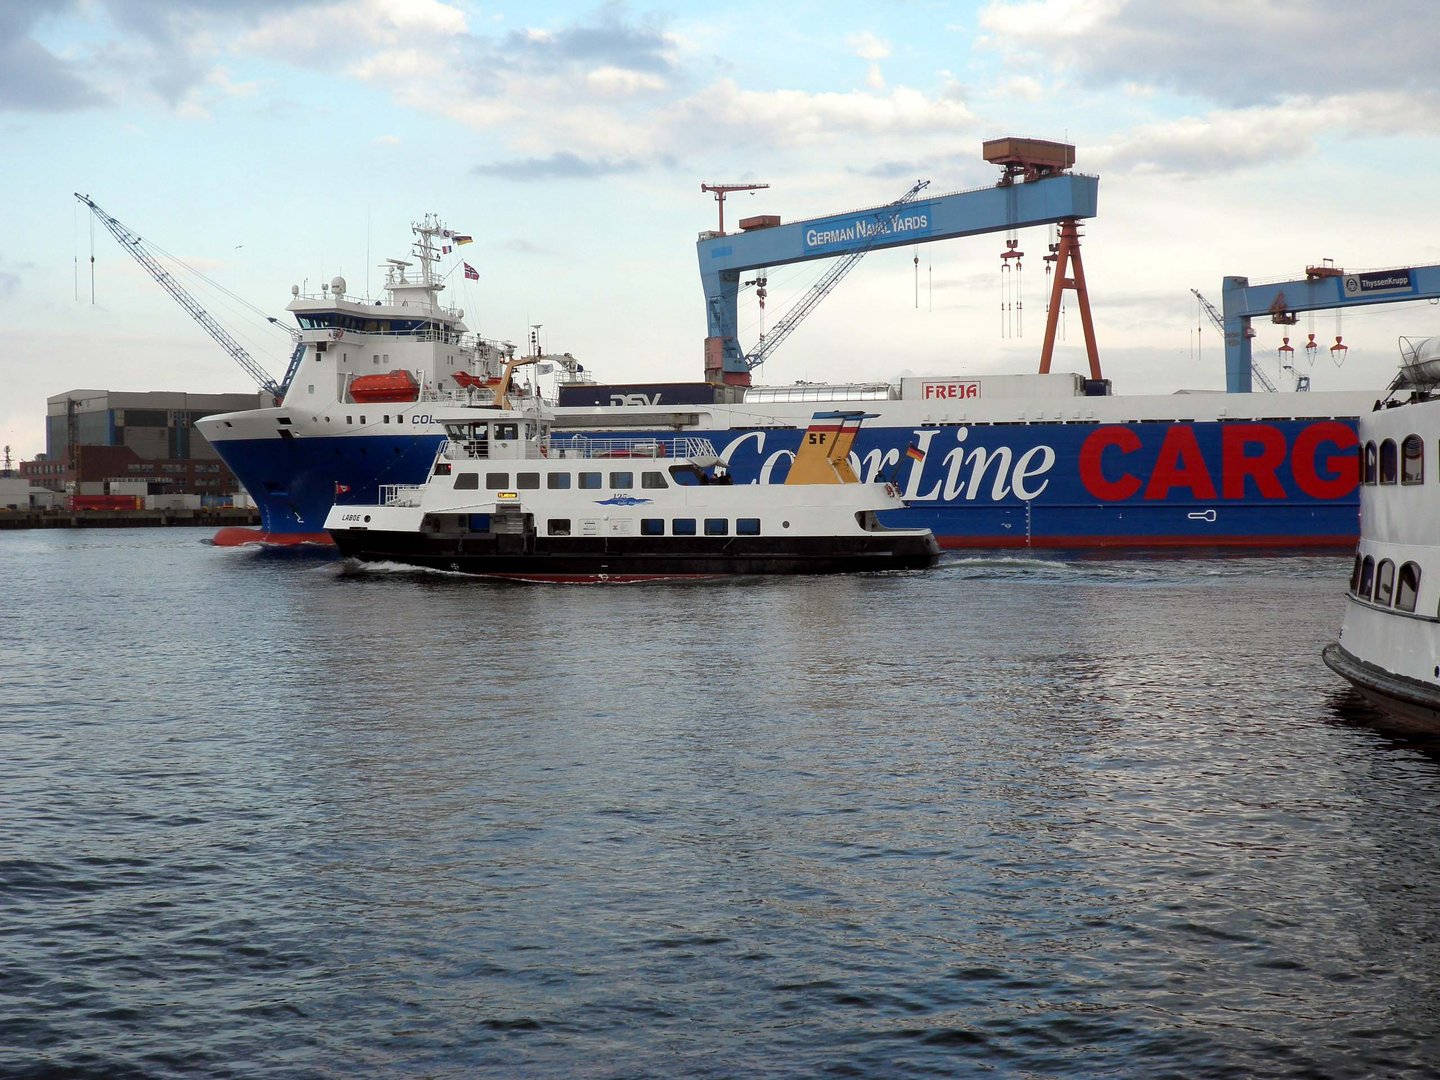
(379, 484), (426, 506)
(545, 435), (719, 460)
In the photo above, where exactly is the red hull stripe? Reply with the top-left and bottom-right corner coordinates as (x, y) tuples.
(210, 527), (335, 548)
(468, 573), (724, 584)
(936, 534), (1354, 551)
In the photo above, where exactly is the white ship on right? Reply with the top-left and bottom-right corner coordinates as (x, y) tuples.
(1323, 337), (1440, 732)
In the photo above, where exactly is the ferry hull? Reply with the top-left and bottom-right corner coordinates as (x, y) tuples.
(1322, 643), (1440, 735)
(208, 415), (1361, 550)
(331, 530), (941, 577)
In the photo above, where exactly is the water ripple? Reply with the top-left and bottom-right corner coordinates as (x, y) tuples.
(3, 532), (1440, 1077)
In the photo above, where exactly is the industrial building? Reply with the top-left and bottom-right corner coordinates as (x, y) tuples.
(19, 389), (264, 497)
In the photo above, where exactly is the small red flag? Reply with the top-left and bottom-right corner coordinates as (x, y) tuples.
(463, 262), (479, 280)
(335, 482), (351, 496)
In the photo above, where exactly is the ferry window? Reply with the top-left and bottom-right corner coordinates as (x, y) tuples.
(669, 465), (702, 486)
(737, 518), (761, 535)
(485, 472), (509, 489)
(579, 472), (602, 489)
(548, 519), (571, 536)
(360, 415), (366, 424)
(1358, 556), (1375, 600)
(673, 518), (696, 535)
(495, 423), (519, 440)
(609, 471), (633, 488)
(641, 518), (664, 536)
(1402, 435), (1424, 484)
(705, 518), (728, 536)
(547, 473), (572, 490)
(454, 472), (479, 490)
(642, 471), (667, 489)
(346, 416), (353, 425)
(1379, 440), (1398, 484)
(1375, 559), (1396, 606)
(516, 472), (540, 490)
(1397, 562), (1420, 612)
(1349, 554), (1363, 595)
(384, 415), (390, 424)
(1364, 442), (1378, 484)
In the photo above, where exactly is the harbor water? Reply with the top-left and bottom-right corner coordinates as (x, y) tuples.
(3, 529), (1439, 1078)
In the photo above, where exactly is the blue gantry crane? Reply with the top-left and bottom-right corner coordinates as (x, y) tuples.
(1221, 263), (1440, 392)
(1191, 288), (1307, 393)
(75, 193), (304, 404)
(696, 138), (1101, 386)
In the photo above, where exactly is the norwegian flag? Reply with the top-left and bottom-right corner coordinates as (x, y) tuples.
(463, 262), (479, 280)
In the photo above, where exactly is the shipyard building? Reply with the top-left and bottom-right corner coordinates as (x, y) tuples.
(19, 389), (263, 498)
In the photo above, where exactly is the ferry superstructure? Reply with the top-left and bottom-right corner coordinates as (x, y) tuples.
(1323, 338), (1440, 732)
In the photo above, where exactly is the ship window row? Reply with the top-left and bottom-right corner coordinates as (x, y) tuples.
(1349, 554), (1421, 613)
(296, 313), (453, 338)
(1360, 435), (1424, 485)
(453, 470), (670, 491)
(546, 517), (762, 537)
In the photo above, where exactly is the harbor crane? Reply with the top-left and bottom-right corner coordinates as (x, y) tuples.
(74, 193), (303, 404)
(697, 138), (1101, 386)
(742, 179), (931, 373)
(700, 181), (770, 234)
(1221, 263), (1440, 392)
(1190, 289), (1299, 392)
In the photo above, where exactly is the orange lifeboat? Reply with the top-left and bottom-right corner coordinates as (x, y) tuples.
(452, 371), (505, 391)
(350, 370), (419, 403)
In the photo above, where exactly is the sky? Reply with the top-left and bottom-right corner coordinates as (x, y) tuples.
(3, 0), (1440, 462)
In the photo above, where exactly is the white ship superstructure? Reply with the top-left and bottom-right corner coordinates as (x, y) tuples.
(1324, 337), (1440, 732)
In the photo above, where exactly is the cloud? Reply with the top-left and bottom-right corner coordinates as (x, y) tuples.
(1096, 91), (1440, 176)
(848, 31), (891, 62)
(235, 0), (466, 59)
(0, 2), (105, 111)
(980, 0), (1440, 107)
(472, 152), (648, 180)
(666, 80), (979, 151)
(0, 0), (337, 112)
(495, 2), (677, 75)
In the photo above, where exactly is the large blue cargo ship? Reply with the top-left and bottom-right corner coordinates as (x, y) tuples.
(198, 368), (1368, 549)
(192, 214), (1372, 549)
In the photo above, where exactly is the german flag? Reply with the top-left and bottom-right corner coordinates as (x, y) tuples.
(905, 443), (925, 462)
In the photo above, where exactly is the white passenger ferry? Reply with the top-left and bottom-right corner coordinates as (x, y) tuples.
(1323, 338), (1440, 732)
(324, 361), (939, 581)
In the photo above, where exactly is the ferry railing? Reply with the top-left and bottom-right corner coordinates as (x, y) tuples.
(440, 437), (552, 461)
(379, 484), (426, 506)
(546, 435), (719, 460)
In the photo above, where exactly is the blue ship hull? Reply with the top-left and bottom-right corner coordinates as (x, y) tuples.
(211, 416), (1360, 549)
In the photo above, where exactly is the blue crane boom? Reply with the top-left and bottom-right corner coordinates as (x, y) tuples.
(696, 158), (1099, 385)
(74, 193), (302, 403)
(742, 180), (930, 373)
